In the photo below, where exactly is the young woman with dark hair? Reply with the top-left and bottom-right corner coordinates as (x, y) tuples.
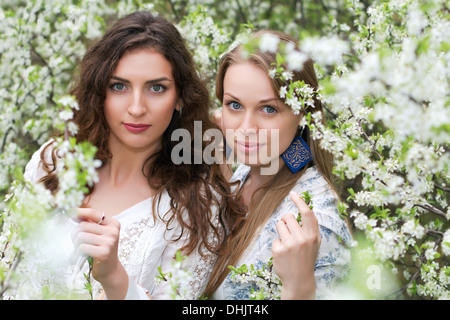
(24, 11), (242, 300)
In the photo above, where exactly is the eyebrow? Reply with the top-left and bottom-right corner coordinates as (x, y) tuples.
(111, 76), (173, 84)
(223, 93), (277, 104)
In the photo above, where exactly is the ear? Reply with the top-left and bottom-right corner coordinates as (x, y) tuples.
(296, 111), (305, 126)
(175, 98), (182, 112)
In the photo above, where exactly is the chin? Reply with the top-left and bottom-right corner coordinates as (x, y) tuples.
(120, 138), (160, 153)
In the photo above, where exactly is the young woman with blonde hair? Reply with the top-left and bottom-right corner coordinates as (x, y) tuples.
(205, 30), (352, 299)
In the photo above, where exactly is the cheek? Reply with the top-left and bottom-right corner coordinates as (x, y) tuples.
(103, 91), (126, 113)
(221, 111), (239, 132)
(103, 97), (117, 125)
(152, 97), (178, 127)
(268, 120), (300, 154)
(158, 109), (176, 129)
(222, 120), (235, 146)
(278, 130), (296, 154)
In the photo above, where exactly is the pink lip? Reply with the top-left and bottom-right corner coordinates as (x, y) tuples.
(123, 123), (151, 133)
(236, 140), (265, 153)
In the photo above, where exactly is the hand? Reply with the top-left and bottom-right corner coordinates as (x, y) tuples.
(272, 191), (321, 300)
(74, 208), (128, 299)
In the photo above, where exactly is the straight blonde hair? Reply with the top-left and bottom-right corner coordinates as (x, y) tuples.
(204, 30), (335, 297)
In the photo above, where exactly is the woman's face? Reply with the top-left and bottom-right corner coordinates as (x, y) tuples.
(221, 61), (301, 172)
(104, 48), (179, 155)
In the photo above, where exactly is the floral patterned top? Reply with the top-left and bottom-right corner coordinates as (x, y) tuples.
(211, 164), (352, 300)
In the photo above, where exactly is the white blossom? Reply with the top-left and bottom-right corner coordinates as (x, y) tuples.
(286, 49), (308, 71)
(442, 230), (450, 256)
(401, 219), (425, 239)
(279, 86), (287, 99)
(259, 33), (280, 53)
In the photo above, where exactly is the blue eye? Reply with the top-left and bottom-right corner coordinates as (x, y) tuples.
(228, 101), (242, 110)
(151, 84), (166, 93)
(110, 83), (127, 91)
(263, 106), (276, 114)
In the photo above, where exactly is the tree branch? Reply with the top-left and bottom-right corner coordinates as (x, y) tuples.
(348, 106), (383, 160)
(414, 203), (447, 219)
(384, 269), (420, 299)
(434, 183), (450, 193)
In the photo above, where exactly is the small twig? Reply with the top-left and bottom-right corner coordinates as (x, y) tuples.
(414, 203), (447, 219)
(0, 251), (22, 298)
(348, 106), (383, 160)
(385, 269), (420, 299)
(167, 0), (181, 21)
(0, 127), (16, 153)
(434, 183), (450, 193)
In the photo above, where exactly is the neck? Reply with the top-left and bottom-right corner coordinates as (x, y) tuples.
(102, 139), (159, 187)
(248, 156), (285, 189)
(248, 168), (274, 191)
(243, 157), (285, 208)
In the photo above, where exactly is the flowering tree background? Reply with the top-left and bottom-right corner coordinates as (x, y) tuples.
(0, 0), (448, 299)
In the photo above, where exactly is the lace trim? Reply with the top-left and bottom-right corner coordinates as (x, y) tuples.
(184, 214), (221, 299)
(92, 215), (151, 298)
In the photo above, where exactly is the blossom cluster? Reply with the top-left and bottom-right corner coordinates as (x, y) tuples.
(269, 51), (317, 115)
(0, 0), (448, 300)
(231, 0), (449, 299)
(155, 251), (194, 300)
(177, 7), (230, 80)
(310, 0), (450, 299)
(228, 259), (282, 300)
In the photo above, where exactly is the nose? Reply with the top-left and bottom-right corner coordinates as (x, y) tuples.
(238, 111), (258, 137)
(127, 89), (147, 118)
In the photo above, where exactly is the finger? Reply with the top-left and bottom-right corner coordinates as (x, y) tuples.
(71, 221), (103, 250)
(78, 208), (107, 225)
(271, 238), (282, 255)
(276, 218), (292, 240)
(76, 243), (105, 260)
(74, 231), (104, 248)
(289, 191), (318, 230)
(280, 214), (303, 237)
(272, 238), (282, 248)
(289, 191), (311, 214)
(77, 220), (104, 235)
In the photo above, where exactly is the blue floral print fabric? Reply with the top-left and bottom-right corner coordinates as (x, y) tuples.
(211, 164), (352, 300)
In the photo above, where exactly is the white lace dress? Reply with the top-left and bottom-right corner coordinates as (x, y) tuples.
(211, 164), (353, 300)
(22, 141), (218, 300)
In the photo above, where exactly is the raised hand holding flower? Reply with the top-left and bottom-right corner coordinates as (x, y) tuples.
(272, 191), (321, 300)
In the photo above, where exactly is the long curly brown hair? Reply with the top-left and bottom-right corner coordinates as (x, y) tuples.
(39, 11), (243, 257)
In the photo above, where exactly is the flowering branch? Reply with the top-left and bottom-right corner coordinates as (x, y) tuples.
(155, 251), (193, 299)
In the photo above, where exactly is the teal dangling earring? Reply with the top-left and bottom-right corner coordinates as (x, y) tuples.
(281, 127), (312, 173)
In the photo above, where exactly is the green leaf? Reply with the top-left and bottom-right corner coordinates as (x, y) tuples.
(296, 211), (302, 223)
(275, 52), (284, 66)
